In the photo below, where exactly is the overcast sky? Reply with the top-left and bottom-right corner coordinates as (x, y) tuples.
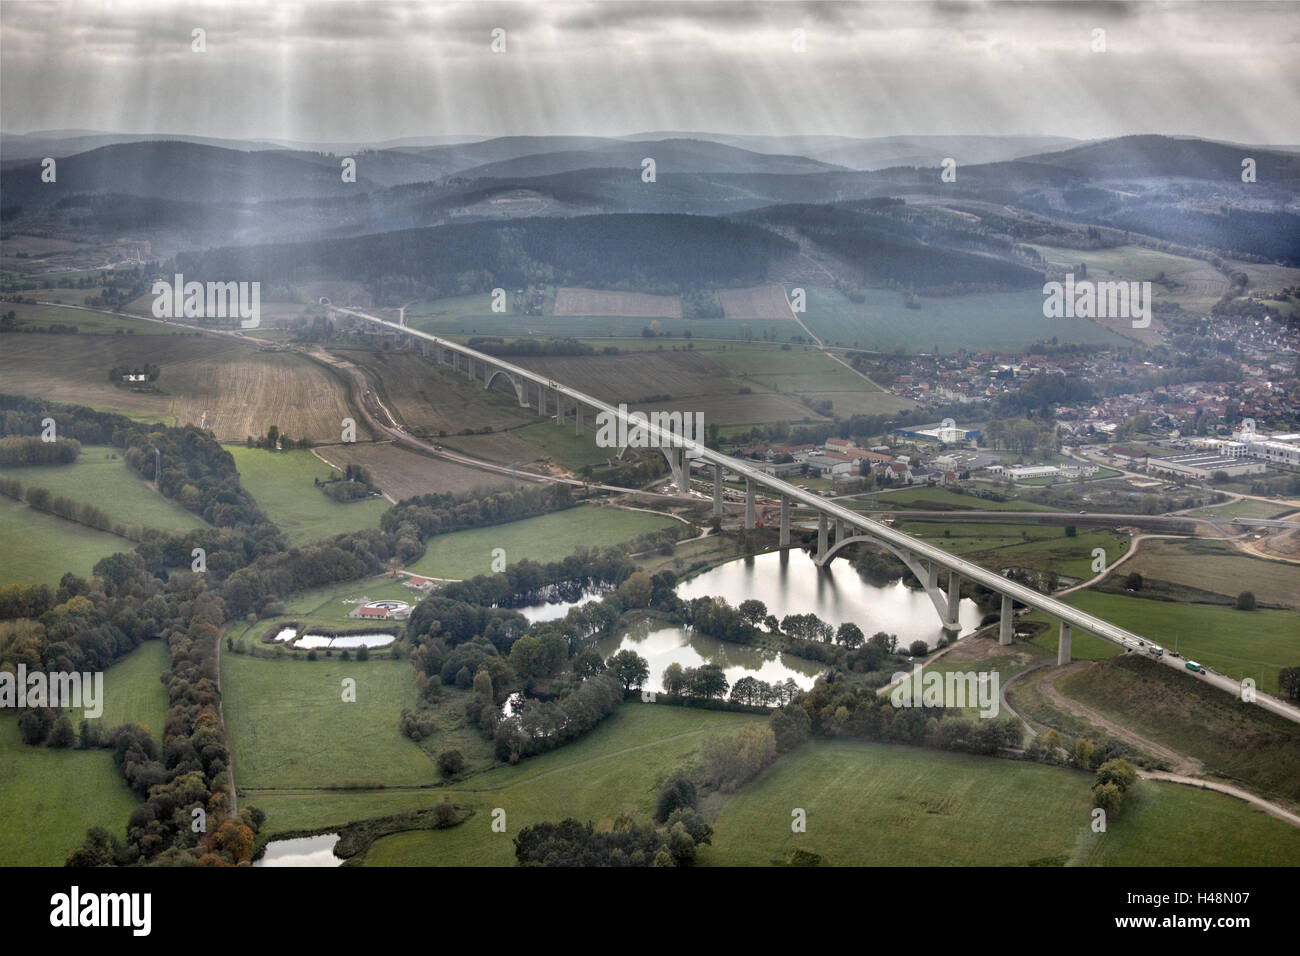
(2, 0), (1297, 145)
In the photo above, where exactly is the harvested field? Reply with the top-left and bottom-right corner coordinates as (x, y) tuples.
(0, 332), (363, 441)
(313, 442), (510, 502)
(173, 350), (365, 442)
(338, 349), (536, 437)
(511, 351), (819, 426)
(1119, 537), (1300, 609)
(435, 431), (559, 468)
(0, 331), (238, 420)
(553, 287), (682, 318)
(717, 283), (795, 319)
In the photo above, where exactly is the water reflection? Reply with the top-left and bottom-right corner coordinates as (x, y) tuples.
(675, 549), (983, 650)
(254, 833), (343, 867)
(503, 548), (983, 695)
(595, 619), (825, 695)
(512, 588), (606, 624)
(293, 633), (396, 649)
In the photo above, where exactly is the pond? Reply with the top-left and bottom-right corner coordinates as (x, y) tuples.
(595, 618), (825, 695)
(293, 632), (396, 649)
(511, 588), (607, 624)
(253, 833), (343, 867)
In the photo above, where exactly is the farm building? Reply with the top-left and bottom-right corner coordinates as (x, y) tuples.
(349, 605), (390, 620)
(805, 455), (854, 477)
(760, 461), (803, 478)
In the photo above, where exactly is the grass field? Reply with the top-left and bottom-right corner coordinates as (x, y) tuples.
(68, 639), (170, 741)
(0, 495), (130, 587)
(221, 654), (438, 790)
(553, 287), (682, 318)
(4, 300), (154, 333)
(511, 420), (614, 469)
(416, 312), (769, 342)
(705, 342), (909, 418)
(312, 441), (511, 502)
(1026, 243), (1231, 315)
(863, 486), (1056, 512)
(0, 445), (207, 534)
(1118, 537), (1300, 609)
(0, 720), (141, 866)
(798, 285), (1128, 352)
(228, 446), (391, 545)
(1189, 498), (1298, 520)
(1029, 591), (1299, 693)
(358, 703), (762, 865)
(1056, 655), (1300, 807)
(404, 504), (683, 580)
(698, 738), (1299, 865)
(511, 350), (817, 427)
(896, 518), (1129, 579)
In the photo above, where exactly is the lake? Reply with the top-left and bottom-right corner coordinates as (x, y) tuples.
(512, 548), (985, 695)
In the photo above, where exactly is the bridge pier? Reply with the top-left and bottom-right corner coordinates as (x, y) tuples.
(999, 594), (1014, 645)
(779, 495), (790, 548)
(574, 404), (584, 436)
(1057, 622), (1072, 665)
(536, 384), (546, 417)
(945, 571), (961, 630)
(744, 479), (756, 530)
(555, 393), (564, 426)
(835, 518), (844, 543)
(817, 513), (828, 560)
(661, 447), (688, 494)
(712, 464), (723, 517)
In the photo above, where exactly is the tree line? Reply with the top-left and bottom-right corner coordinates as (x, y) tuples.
(0, 434), (80, 466)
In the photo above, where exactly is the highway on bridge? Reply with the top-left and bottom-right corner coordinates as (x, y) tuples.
(332, 305), (1300, 725)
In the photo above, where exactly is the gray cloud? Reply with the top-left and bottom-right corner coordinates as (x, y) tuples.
(1, 0), (1295, 145)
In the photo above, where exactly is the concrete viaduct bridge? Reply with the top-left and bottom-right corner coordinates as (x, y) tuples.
(331, 305), (1300, 722)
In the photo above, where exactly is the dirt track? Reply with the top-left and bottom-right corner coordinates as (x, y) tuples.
(1032, 661), (1203, 775)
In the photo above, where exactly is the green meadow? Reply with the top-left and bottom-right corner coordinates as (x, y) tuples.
(228, 445), (391, 545)
(0, 445), (207, 534)
(1030, 590), (1300, 693)
(404, 504), (682, 580)
(698, 738), (1300, 866)
(0, 720), (141, 866)
(0, 495), (130, 588)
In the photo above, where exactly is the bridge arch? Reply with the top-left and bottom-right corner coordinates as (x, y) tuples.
(484, 367), (528, 406)
(814, 530), (958, 630)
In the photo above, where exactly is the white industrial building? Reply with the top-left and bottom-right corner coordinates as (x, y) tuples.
(1246, 440), (1300, 467)
(1005, 465), (1061, 481)
(1148, 453), (1266, 480)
